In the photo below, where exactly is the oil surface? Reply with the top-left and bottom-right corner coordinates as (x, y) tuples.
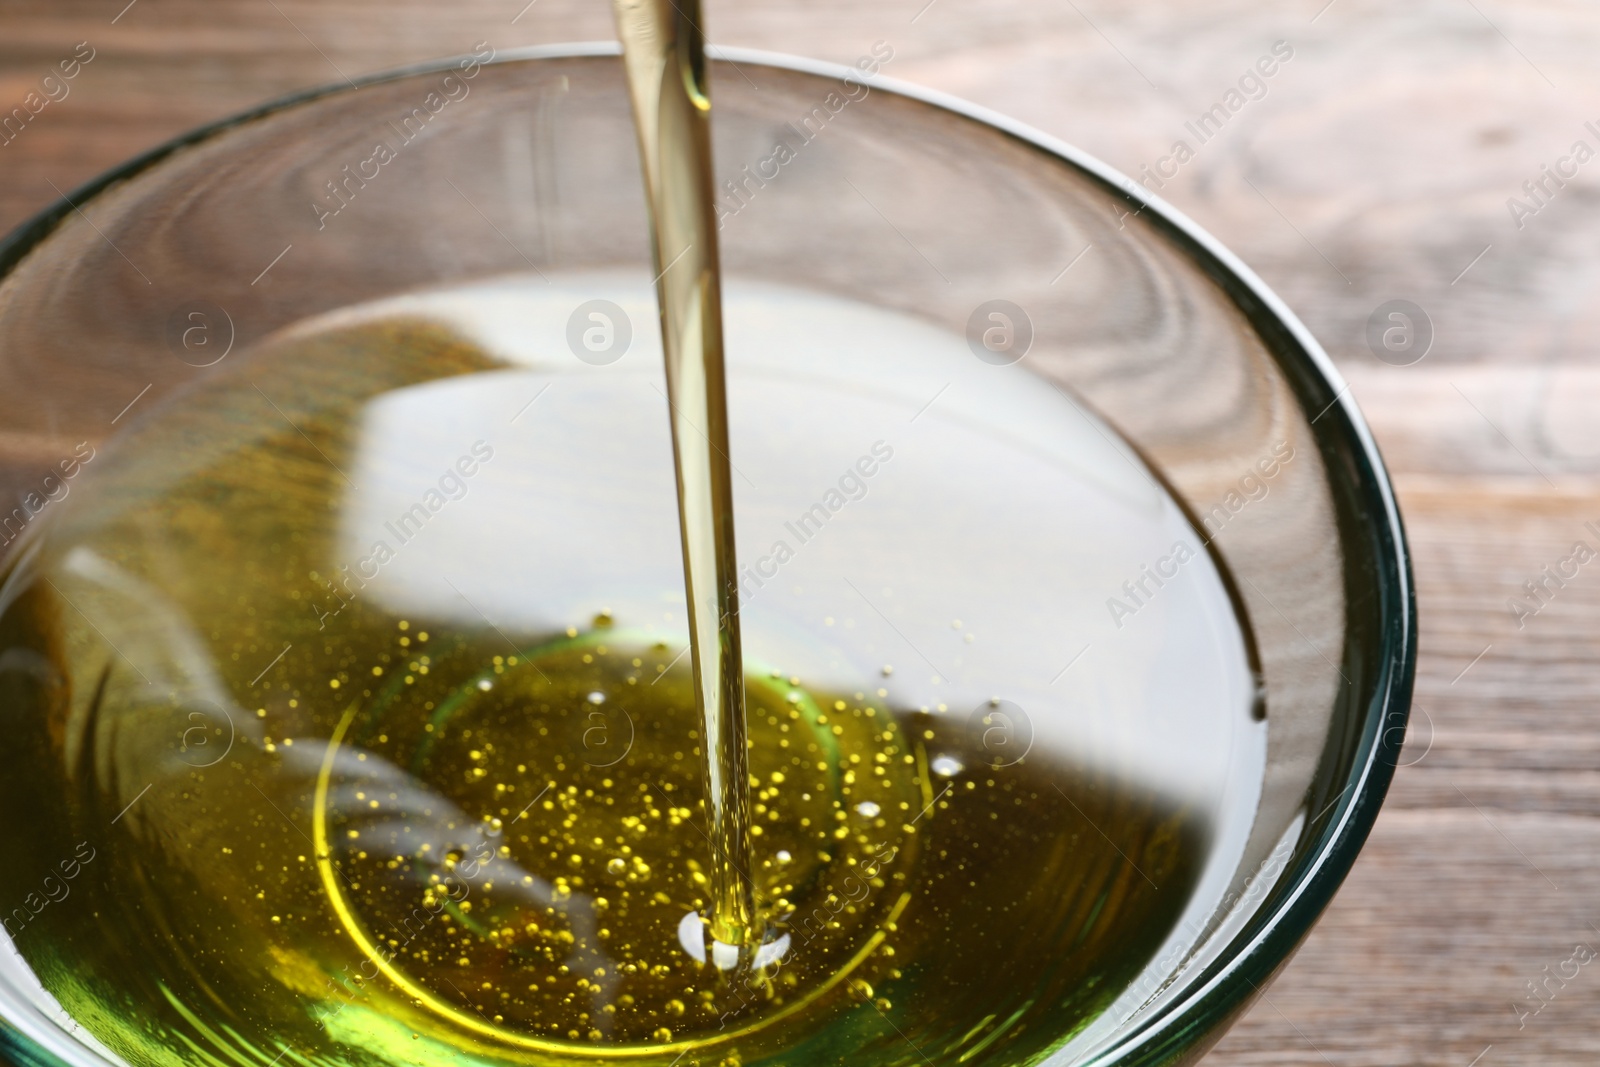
(0, 317), (1215, 1067)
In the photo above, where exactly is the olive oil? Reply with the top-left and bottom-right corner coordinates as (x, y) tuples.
(0, 11), (1265, 1066)
(0, 309), (1232, 1067)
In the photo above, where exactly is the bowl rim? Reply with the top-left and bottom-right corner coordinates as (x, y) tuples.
(0, 42), (1415, 1067)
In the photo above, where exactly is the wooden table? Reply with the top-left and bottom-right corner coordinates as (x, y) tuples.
(2, 1), (1595, 1064)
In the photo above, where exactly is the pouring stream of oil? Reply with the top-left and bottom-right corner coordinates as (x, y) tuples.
(610, 0), (757, 953)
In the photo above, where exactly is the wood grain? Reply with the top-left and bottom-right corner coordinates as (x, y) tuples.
(2, 0), (1596, 1063)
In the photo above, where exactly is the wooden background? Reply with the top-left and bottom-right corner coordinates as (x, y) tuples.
(2, 0), (1598, 1064)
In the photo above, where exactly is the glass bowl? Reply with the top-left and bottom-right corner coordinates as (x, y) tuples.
(0, 44), (1413, 1067)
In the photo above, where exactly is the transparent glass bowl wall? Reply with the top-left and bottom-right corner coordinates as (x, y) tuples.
(0, 47), (1413, 1067)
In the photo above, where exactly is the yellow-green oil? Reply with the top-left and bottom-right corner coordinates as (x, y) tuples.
(0, 320), (1205, 1067)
